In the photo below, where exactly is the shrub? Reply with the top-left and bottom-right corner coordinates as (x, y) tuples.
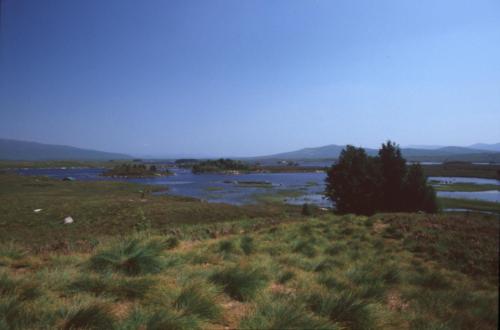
(89, 239), (167, 276)
(325, 142), (438, 215)
(63, 304), (116, 330)
(173, 284), (221, 321)
(240, 236), (254, 255)
(209, 265), (268, 301)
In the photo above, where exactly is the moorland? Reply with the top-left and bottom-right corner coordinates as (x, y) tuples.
(0, 170), (498, 329)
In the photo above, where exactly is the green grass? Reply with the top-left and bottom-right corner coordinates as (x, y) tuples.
(422, 163), (500, 179)
(439, 197), (500, 213)
(209, 264), (268, 301)
(252, 188), (305, 204)
(89, 238), (167, 276)
(433, 183), (499, 192)
(0, 173), (295, 246)
(0, 173), (498, 329)
(63, 304), (116, 330)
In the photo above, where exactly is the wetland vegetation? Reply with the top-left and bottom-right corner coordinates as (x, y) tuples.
(0, 170), (498, 329)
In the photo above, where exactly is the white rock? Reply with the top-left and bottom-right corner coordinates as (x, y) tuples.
(64, 216), (74, 224)
(33, 209), (43, 213)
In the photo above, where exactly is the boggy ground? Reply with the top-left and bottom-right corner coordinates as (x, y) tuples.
(0, 212), (498, 329)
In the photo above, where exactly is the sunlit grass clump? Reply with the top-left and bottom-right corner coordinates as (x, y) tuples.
(240, 295), (333, 329)
(89, 238), (167, 276)
(209, 264), (268, 301)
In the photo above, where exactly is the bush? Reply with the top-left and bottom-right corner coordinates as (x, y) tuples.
(209, 265), (268, 301)
(89, 239), (167, 276)
(325, 141), (438, 215)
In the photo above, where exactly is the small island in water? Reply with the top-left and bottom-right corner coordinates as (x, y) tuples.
(102, 163), (172, 178)
(192, 158), (251, 174)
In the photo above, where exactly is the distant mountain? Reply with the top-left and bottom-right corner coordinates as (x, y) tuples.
(405, 145), (444, 150)
(255, 144), (500, 163)
(468, 143), (500, 152)
(257, 144), (349, 160)
(0, 139), (132, 161)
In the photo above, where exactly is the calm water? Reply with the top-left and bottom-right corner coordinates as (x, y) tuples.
(16, 168), (499, 206)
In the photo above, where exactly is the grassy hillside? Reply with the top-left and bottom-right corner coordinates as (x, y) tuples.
(0, 173), (498, 329)
(0, 214), (497, 329)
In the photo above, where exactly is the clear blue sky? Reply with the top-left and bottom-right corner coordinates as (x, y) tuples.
(1, 0), (499, 157)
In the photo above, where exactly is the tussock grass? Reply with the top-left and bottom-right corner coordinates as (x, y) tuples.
(306, 291), (373, 330)
(0, 181), (498, 330)
(240, 296), (334, 330)
(277, 270), (295, 284)
(292, 240), (317, 257)
(173, 283), (221, 321)
(217, 240), (235, 254)
(410, 271), (451, 290)
(62, 304), (116, 330)
(89, 238), (167, 276)
(146, 310), (199, 330)
(240, 236), (254, 255)
(209, 265), (268, 301)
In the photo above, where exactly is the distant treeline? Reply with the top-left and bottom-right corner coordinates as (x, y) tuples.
(102, 163), (170, 177)
(326, 141), (438, 215)
(192, 158), (251, 174)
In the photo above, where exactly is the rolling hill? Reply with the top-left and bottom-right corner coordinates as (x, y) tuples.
(255, 144), (500, 163)
(0, 139), (132, 161)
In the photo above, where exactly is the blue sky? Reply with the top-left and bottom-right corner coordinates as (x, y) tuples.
(1, 0), (499, 157)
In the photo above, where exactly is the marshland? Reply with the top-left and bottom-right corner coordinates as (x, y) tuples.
(2, 1), (500, 328)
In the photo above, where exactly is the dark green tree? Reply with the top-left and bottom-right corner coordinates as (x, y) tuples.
(403, 163), (438, 212)
(325, 142), (437, 215)
(378, 141), (406, 211)
(325, 146), (380, 215)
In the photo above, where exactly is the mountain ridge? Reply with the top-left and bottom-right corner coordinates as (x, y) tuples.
(252, 143), (500, 163)
(0, 139), (132, 161)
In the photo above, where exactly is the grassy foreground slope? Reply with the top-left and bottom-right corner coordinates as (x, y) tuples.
(0, 214), (498, 329)
(0, 174), (498, 329)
